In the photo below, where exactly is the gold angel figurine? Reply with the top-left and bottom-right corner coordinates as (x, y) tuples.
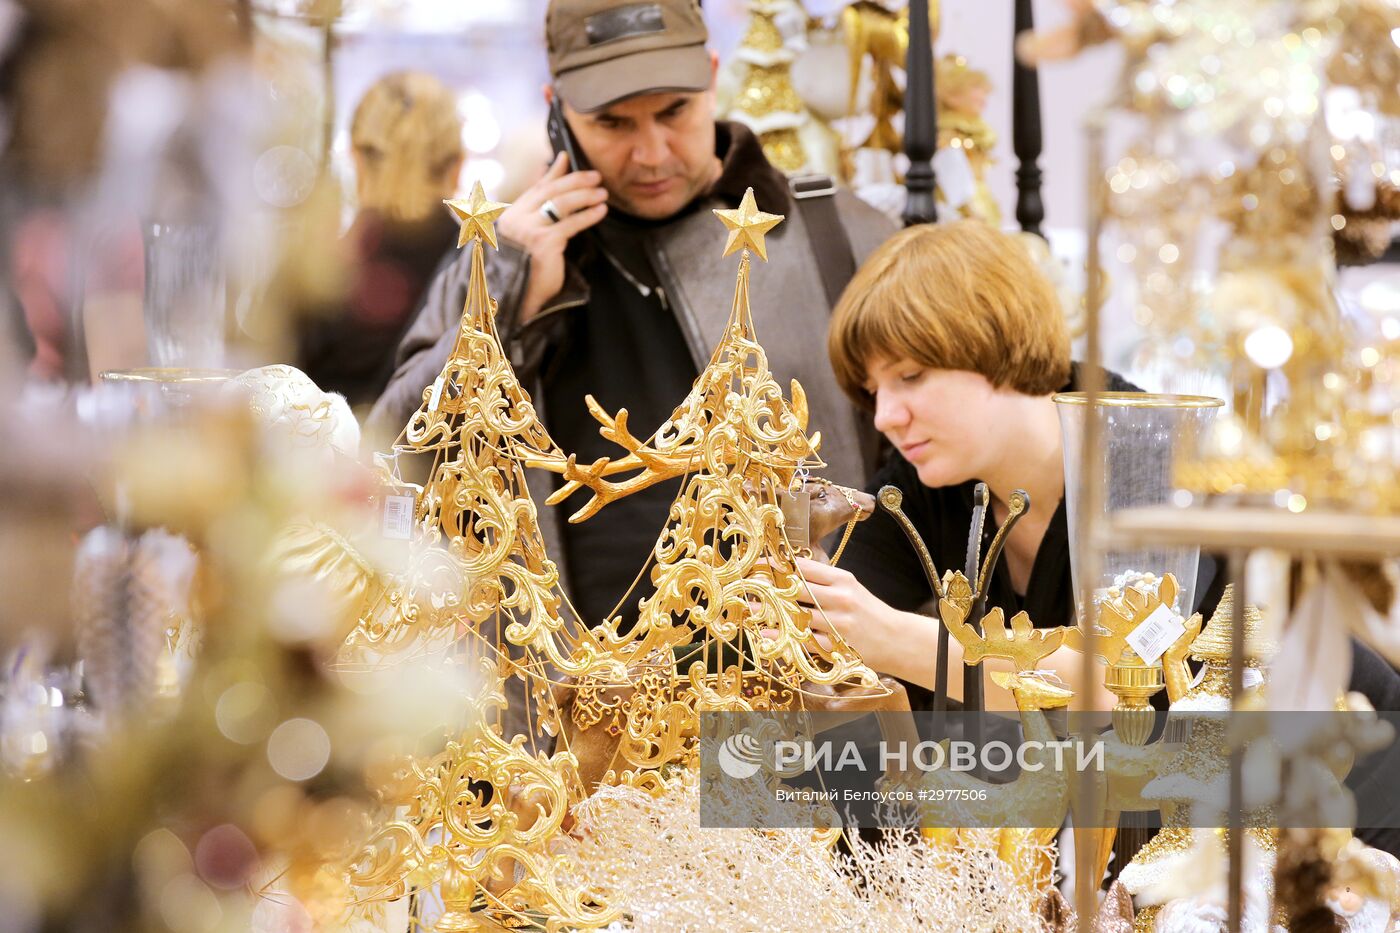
(935, 54), (1001, 224)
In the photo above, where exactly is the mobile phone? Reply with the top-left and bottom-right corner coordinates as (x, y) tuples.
(547, 96), (590, 172)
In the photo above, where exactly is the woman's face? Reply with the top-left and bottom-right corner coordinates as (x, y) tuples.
(863, 357), (998, 488)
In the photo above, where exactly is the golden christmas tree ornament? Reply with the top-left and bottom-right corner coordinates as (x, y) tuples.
(338, 188), (619, 929)
(347, 660), (615, 931)
(719, 0), (841, 175)
(343, 183), (596, 680)
(542, 189), (882, 792)
(445, 181), (507, 251)
(714, 187), (784, 261)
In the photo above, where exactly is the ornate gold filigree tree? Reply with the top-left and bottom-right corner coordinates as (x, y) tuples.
(342, 182), (603, 689)
(341, 183), (616, 930)
(541, 189), (881, 790)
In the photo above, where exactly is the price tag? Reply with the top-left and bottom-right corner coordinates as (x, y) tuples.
(428, 376), (444, 412)
(381, 494), (416, 541)
(1189, 664), (1263, 691)
(781, 488), (811, 552)
(1125, 602), (1187, 665)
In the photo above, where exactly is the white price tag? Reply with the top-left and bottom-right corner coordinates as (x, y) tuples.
(1125, 603), (1187, 665)
(381, 495), (415, 540)
(428, 376), (444, 412)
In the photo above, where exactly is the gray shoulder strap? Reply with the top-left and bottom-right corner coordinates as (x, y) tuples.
(789, 174), (857, 311)
(789, 174), (886, 476)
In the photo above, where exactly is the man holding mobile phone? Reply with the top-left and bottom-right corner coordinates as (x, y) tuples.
(369, 0), (895, 633)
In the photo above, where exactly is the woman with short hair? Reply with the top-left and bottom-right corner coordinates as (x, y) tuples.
(804, 220), (1162, 711)
(805, 219), (1400, 858)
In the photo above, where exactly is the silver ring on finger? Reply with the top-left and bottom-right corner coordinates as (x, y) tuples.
(539, 200), (561, 223)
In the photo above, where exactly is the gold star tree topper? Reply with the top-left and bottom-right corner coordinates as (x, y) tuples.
(445, 181), (508, 250)
(713, 187), (783, 261)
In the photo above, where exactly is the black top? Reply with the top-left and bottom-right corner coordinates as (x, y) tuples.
(838, 366), (1229, 709)
(540, 214), (696, 633)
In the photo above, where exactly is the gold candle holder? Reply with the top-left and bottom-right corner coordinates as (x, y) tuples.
(1103, 650), (1165, 746)
(1085, 572), (1197, 745)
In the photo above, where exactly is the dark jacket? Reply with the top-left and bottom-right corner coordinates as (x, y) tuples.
(368, 122), (897, 591)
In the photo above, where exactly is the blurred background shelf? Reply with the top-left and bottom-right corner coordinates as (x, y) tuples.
(1103, 506), (1400, 558)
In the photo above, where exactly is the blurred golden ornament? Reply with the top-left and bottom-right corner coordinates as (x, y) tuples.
(347, 662), (615, 930)
(735, 63), (805, 119)
(268, 520), (384, 647)
(759, 128), (808, 174)
(720, 0), (844, 175)
(840, 0), (940, 153)
(1328, 0), (1400, 116)
(935, 54), (1001, 224)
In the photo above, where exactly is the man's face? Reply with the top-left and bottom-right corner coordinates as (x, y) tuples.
(562, 86), (720, 220)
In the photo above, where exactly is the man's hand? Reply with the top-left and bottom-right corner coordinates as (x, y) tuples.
(497, 152), (609, 325)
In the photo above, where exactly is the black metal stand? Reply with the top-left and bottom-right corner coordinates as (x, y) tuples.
(1012, 0), (1045, 237)
(902, 0), (938, 227)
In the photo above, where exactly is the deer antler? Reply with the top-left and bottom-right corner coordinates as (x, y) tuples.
(1068, 573), (1182, 665)
(520, 397), (703, 523)
(939, 585), (1070, 672)
(523, 365), (821, 522)
(974, 608), (1070, 671)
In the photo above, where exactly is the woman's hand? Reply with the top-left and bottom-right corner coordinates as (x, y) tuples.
(795, 556), (912, 677)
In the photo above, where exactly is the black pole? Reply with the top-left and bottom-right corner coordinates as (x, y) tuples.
(1012, 0), (1045, 236)
(902, 0), (938, 227)
(963, 485), (988, 778)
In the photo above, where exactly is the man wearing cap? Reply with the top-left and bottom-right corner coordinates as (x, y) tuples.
(369, 0), (895, 632)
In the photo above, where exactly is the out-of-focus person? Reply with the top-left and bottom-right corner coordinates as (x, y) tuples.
(297, 71), (465, 409)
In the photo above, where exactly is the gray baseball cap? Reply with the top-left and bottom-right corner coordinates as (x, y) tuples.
(547, 0), (711, 113)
